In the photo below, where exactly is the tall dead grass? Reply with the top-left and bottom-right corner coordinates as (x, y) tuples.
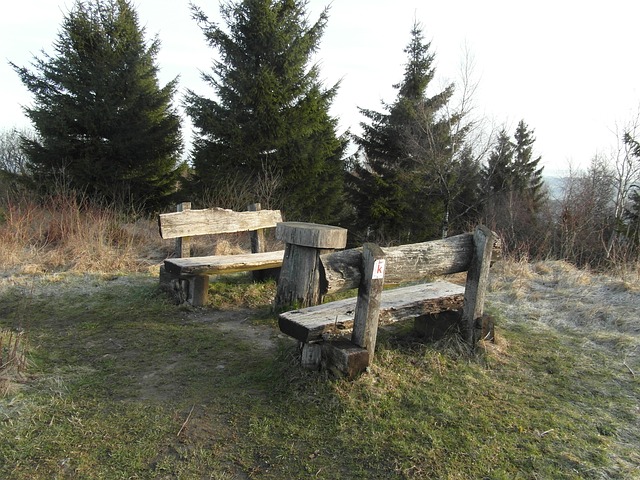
(0, 192), (271, 275)
(0, 192), (169, 274)
(490, 256), (640, 337)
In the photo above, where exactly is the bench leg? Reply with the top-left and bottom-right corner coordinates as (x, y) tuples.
(462, 226), (495, 346)
(159, 266), (189, 304)
(300, 342), (322, 370)
(159, 267), (209, 306)
(189, 275), (210, 307)
(322, 340), (370, 379)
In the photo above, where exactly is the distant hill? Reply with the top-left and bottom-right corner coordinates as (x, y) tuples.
(544, 176), (566, 201)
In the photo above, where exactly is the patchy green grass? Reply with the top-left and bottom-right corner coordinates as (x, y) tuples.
(207, 273), (277, 310)
(0, 268), (638, 479)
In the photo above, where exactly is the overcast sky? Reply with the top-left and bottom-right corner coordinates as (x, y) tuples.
(2, 0), (639, 174)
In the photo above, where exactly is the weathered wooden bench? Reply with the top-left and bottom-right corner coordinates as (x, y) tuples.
(159, 202), (284, 306)
(278, 226), (499, 377)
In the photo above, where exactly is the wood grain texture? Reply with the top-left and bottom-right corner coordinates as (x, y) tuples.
(274, 244), (329, 309)
(321, 339), (370, 379)
(158, 207), (283, 239)
(462, 226), (495, 344)
(174, 202), (192, 258)
(320, 233), (502, 295)
(320, 234), (473, 294)
(351, 244), (385, 363)
(276, 222), (348, 249)
(163, 250), (285, 276)
(278, 281), (465, 343)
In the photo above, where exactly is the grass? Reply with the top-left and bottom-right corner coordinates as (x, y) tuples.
(0, 267), (638, 479)
(0, 199), (638, 478)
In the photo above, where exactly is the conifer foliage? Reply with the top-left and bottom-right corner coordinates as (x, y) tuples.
(482, 120), (545, 249)
(185, 0), (345, 222)
(348, 22), (473, 243)
(483, 120), (544, 212)
(11, 0), (184, 210)
(623, 133), (640, 244)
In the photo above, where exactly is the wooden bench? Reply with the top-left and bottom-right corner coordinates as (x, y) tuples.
(158, 202), (284, 306)
(278, 226), (499, 377)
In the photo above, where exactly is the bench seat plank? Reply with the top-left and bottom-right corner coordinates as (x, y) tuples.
(279, 281), (465, 343)
(164, 249), (285, 276)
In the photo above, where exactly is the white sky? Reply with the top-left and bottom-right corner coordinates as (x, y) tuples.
(2, 0), (639, 174)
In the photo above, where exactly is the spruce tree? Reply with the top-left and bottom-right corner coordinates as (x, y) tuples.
(484, 128), (515, 195)
(185, 0), (345, 223)
(349, 21), (463, 243)
(482, 121), (546, 250)
(624, 187), (640, 249)
(11, 0), (183, 210)
(483, 121), (544, 211)
(513, 120), (544, 212)
(623, 188), (640, 245)
(622, 134), (640, 245)
(447, 144), (482, 235)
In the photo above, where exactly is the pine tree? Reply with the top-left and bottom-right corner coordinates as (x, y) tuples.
(623, 188), (640, 245)
(349, 21), (463, 243)
(0, 127), (34, 195)
(447, 145), (482, 235)
(11, 0), (183, 210)
(513, 120), (544, 212)
(483, 121), (544, 209)
(185, 0), (345, 223)
(622, 134), (640, 245)
(482, 121), (546, 250)
(484, 128), (515, 196)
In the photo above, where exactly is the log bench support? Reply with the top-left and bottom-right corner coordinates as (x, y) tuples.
(462, 226), (494, 345)
(274, 222), (348, 309)
(159, 265), (210, 306)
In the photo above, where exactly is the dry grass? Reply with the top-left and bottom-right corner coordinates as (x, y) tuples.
(488, 257), (640, 373)
(492, 259), (634, 325)
(0, 193), (188, 275)
(0, 194), (156, 273)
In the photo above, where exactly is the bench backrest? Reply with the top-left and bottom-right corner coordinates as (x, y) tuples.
(158, 206), (283, 239)
(320, 231), (501, 295)
(336, 226), (498, 358)
(158, 202), (283, 258)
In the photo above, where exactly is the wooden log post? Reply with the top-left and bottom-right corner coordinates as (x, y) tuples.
(351, 243), (386, 365)
(274, 222), (347, 309)
(247, 203), (265, 254)
(159, 202), (193, 303)
(462, 226), (495, 347)
(189, 275), (209, 307)
(248, 203), (270, 282)
(175, 202), (191, 258)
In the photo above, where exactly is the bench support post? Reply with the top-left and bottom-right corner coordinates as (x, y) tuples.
(190, 275), (210, 307)
(175, 202), (191, 258)
(248, 203), (276, 282)
(274, 222), (347, 309)
(462, 226), (495, 347)
(351, 243), (386, 365)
